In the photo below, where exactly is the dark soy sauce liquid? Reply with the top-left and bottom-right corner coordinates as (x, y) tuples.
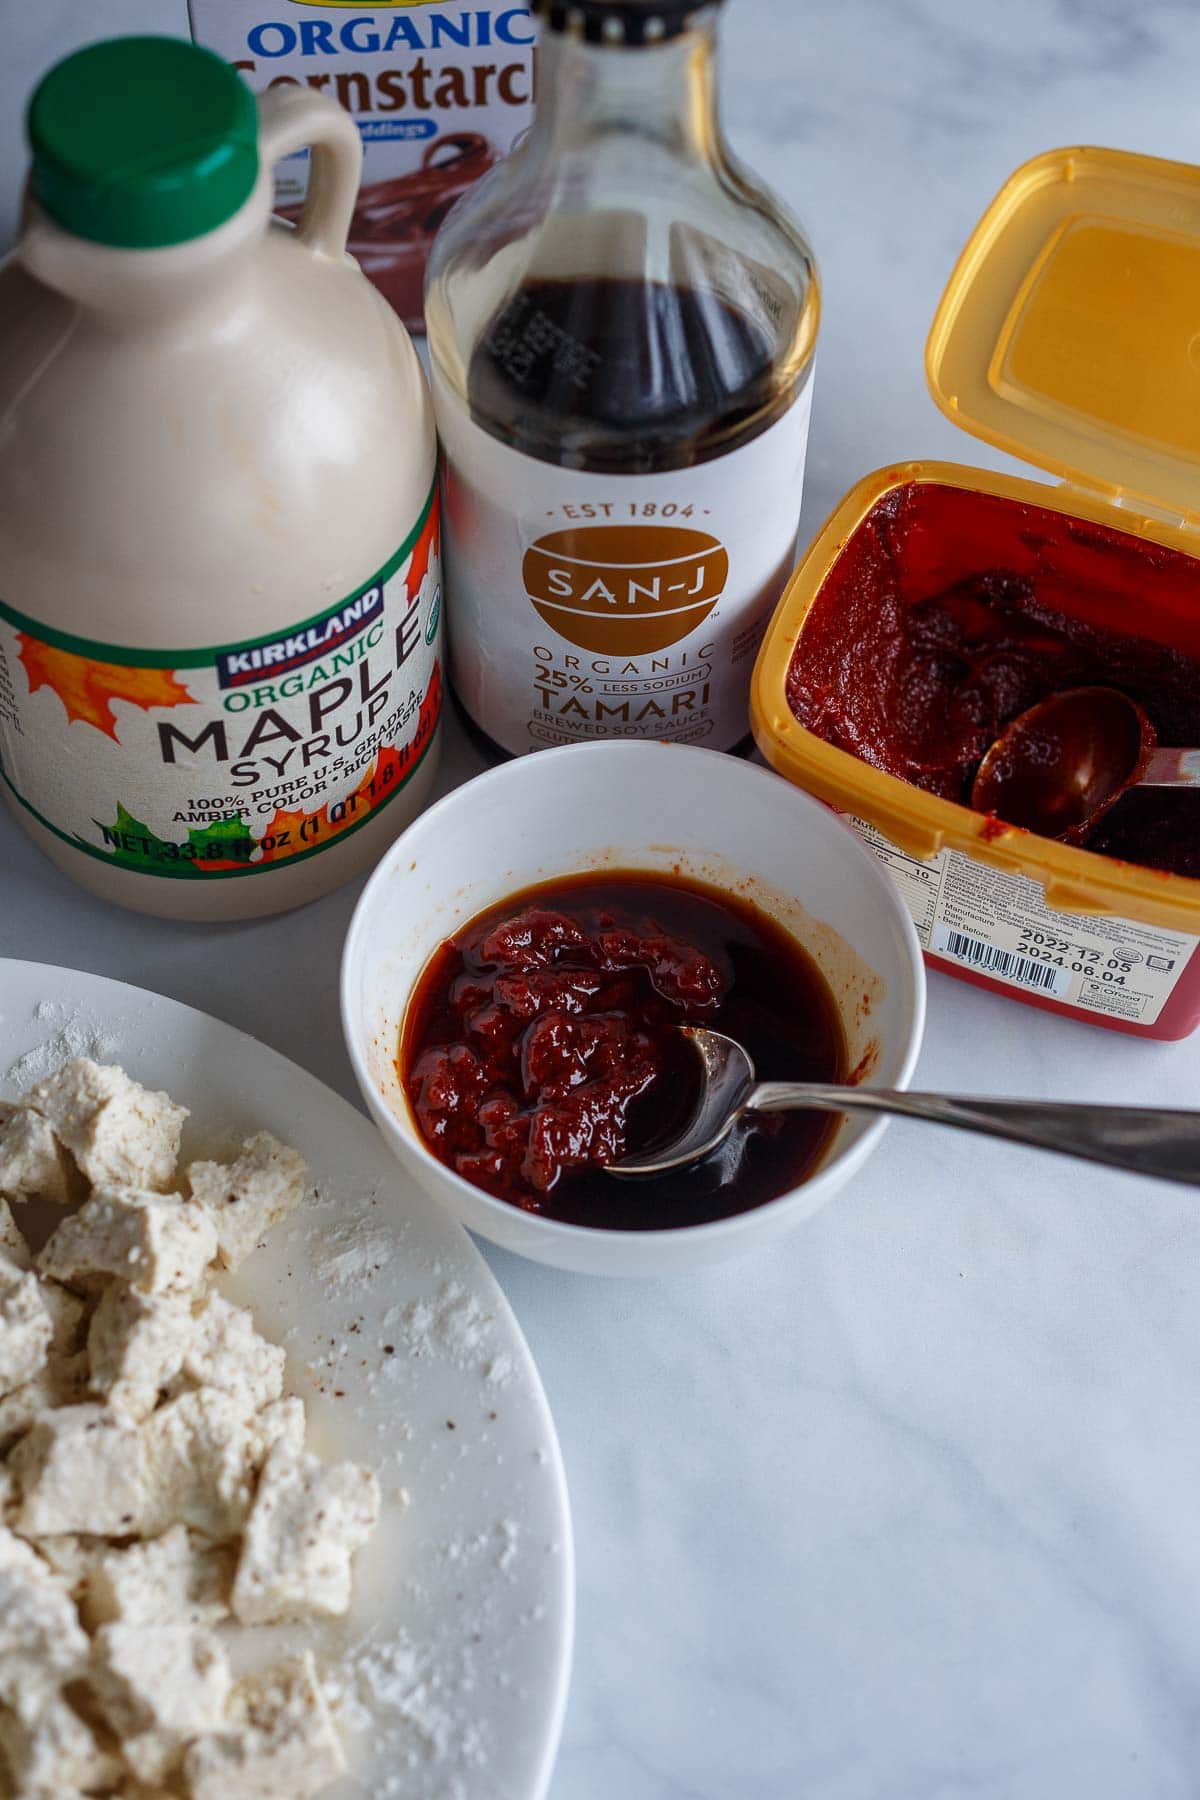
(455, 275), (794, 758)
(402, 873), (847, 1231)
(465, 276), (789, 474)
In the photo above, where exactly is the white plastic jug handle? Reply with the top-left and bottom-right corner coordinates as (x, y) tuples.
(258, 85), (362, 261)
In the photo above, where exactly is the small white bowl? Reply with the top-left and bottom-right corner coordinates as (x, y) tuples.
(341, 742), (925, 1276)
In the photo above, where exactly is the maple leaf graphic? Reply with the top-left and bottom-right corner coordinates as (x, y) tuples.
(18, 637), (195, 739)
(405, 490), (440, 605)
(94, 805), (252, 874)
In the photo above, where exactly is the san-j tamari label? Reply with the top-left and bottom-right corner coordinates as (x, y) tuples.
(0, 487), (441, 880)
(433, 367), (813, 756)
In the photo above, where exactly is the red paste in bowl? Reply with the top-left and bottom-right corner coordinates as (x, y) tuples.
(401, 873), (846, 1230)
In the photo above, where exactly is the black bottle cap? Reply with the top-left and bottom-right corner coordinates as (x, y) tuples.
(532, 0), (719, 45)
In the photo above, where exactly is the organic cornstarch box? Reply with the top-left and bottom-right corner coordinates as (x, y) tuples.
(187, 0), (535, 328)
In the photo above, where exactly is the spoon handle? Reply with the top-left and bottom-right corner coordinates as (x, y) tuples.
(746, 1083), (1200, 1188)
(1141, 748), (1200, 788)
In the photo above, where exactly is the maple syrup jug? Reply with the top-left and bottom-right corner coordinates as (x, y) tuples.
(0, 38), (442, 920)
(425, 0), (819, 757)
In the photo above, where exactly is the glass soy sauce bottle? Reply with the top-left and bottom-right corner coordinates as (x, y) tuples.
(425, 0), (819, 758)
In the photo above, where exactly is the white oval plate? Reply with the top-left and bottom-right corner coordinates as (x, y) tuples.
(0, 960), (573, 1800)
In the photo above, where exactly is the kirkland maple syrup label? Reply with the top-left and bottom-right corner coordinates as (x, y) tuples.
(0, 488), (441, 880)
(433, 371), (813, 754)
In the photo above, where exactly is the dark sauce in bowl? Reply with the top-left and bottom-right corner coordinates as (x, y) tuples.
(400, 873), (846, 1231)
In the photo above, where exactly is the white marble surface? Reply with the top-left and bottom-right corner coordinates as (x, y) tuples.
(5, 4), (1200, 1796)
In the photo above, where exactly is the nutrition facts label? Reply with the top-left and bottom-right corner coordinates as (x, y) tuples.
(849, 816), (1200, 1026)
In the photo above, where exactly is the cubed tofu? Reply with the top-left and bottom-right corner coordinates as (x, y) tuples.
(184, 1651), (345, 1800)
(245, 1395), (306, 1468)
(0, 1105), (79, 1206)
(0, 1258), (52, 1397)
(39, 1187), (216, 1297)
(10, 1404), (146, 1537)
(121, 1730), (185, 1788)
(0, 1079), (355, 1792)
(39, 1279), (87, 1355)
(0, 1691), (121, 1796)
(0, 1526), (89, 1705)
(0, 1352), (89, 1453)
(180, 1295), (284, 1413)
(89, 1622), (231, 1784)
(231, 1442), (379, 1625)
(29, 1533), (108, 1609)
(140, 1389), (258, 1541)
(88, 1285), (193, 1420)
(24, 1060), (187, 1193)
(186, 1133), (306, 1271)
(0, 1197), (31, 1270)
(86, 1525), (233, 1631)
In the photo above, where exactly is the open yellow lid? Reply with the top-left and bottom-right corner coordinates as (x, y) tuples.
(927, 145), (1200, 527)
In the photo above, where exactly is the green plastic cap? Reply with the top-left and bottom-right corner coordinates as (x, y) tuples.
(27, 37), (259, 250)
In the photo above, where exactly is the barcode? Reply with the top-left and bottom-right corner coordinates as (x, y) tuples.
(937, 929), (1064, 992)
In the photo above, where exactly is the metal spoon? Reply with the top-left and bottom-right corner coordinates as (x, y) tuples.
(970, 685), (1200, 842)
(606, 1026), (1200, 1187)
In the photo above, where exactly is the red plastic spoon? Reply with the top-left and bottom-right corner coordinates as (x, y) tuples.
(971, 686), (1200, 843)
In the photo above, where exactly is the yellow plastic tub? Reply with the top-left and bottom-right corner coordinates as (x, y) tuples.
(752, 146), (1200, 1039)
